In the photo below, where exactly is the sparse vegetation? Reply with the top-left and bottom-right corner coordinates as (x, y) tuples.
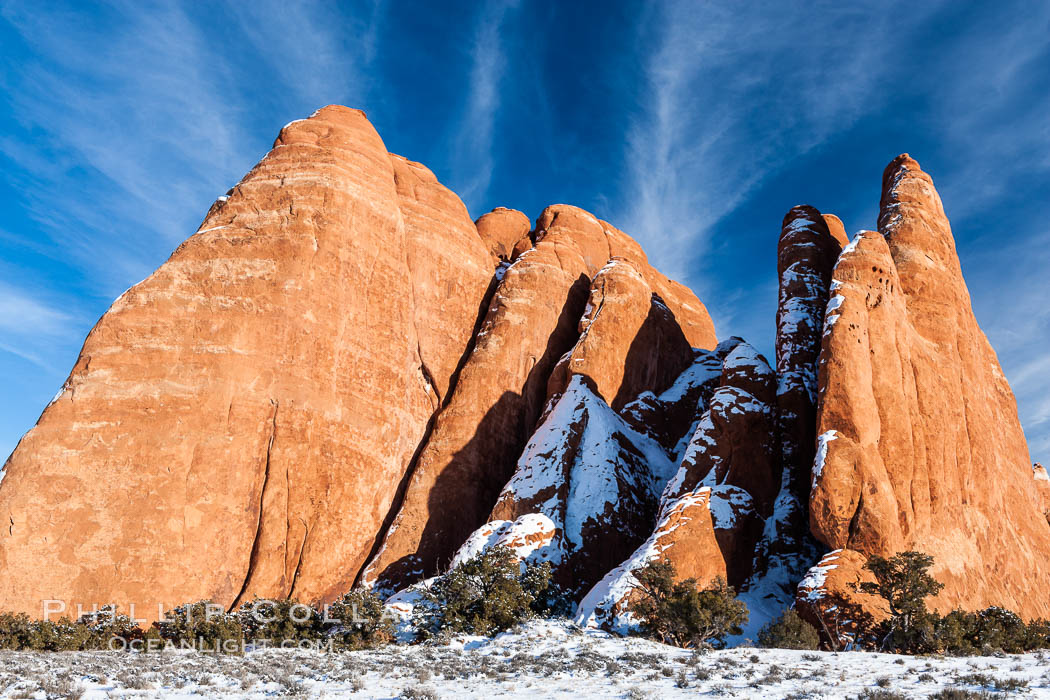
(848, 551), (1050, 655)
(758, 609), (820, 650)
(855, 550), (943, 653)
(411, 545), (562, 639)
(627, 559), (748, 649)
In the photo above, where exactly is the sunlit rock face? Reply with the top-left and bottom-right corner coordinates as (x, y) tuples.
(802, 155), (1050, 622)
(359, 203), (717, 596)
(0, 105), (495, 619)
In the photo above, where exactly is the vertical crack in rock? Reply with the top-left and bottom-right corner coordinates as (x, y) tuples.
(288, 519), (310, 600)
(232, 399), (279, 610)
(352, 265), (503, 589)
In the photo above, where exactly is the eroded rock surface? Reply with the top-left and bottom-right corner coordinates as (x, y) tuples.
(475, 207), (531, 263)
(0, 106), (493, 618)
(575, 340), (780, 633)
(806, 155), (1050, 620)
(363, 205), (716, 594)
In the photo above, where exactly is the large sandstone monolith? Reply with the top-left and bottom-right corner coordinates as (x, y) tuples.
(362, 205), (716, 593)
(775, 206), (843, 507)
(804, 155), (1050, 620)
(0, 106), (493, 619)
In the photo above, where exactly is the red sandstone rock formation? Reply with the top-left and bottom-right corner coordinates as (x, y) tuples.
(545, 258), (695, 411)
(475, 207), (531, 263)
(575, 339), (781, 633)
(487, 374), (676, 596)
(795, 549), (888, 649)
(1035, 464), (1050, 524)
(2, 104), (1046, 638)
(803, 155), (1050, 621)
(0, 106), (493, 619)
(362, 205), (716, 594)
(822, 213), (850, 247)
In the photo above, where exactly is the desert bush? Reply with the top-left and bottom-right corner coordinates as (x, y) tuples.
(326, 588), (395, 649)
(150, 601), (244, 652)
(928, 690), (995, 700)
(758, 609), (820, 650)
(628, 560), (748, 649)
(852, 691), (909, 700)
(855, 551), (943, 653)
(0, 607), (143, 651)
(935, 607), (1049, 655)
(236, 598), (325, 646)
(412, 546), (559, 638)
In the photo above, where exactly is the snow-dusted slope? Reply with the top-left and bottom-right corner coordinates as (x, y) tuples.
(577, 340), (792, 636)
(3, 619), (1047, 698)
(461, 374), (678, 596)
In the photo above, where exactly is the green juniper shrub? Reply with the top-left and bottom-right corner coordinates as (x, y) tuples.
(326, 588), (395, 649)
(934, 607), (1050, 655)
(758, 609), (820, 650)
(236, 598), (325, 646)
(628, 559), (748, 649)
(0, 606), (145, 651)
(150, 601), (244, 652)
(1024, 618), (1050, 650)
(25, 617), (96, 651)
(936, 609), (979, 655)
(854, 551), (944, 653)
(412, 545), (558, 639)
(970, 607), (1028, 654)
(0, 612), (45, 650)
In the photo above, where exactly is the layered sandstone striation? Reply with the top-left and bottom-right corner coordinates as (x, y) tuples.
(803, 155), (1050, 620)
(0, 106), (493, 618)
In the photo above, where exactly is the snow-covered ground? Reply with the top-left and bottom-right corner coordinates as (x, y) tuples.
(1, 620), (1048, 698)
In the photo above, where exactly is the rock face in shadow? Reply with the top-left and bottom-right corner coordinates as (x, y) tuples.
(545, 258), (695, 411)
(0, 106), (493, 619)
(575, 340), (781, 633)
(361, 204), (716, 594)
(487, 374), (676, 597)
(802, 155), (1050, 621)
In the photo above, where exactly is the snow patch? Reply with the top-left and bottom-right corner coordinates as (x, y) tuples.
(839, 233), (862, 256)
(195, 224), (229, 236)
(812, 430), (839, 488)
(706, 486), (753, 529)
(798, 550), (843, 601)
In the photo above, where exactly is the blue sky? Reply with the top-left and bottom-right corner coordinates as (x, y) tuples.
(1, 0), (1048, 464)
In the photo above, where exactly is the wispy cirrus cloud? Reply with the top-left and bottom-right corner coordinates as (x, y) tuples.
(620, 0), (1050, 459)
(447, 0), (521, 215)
(619, 2), (913, 285)
(0, 0), (381, 295)
(0, 281), (73, 369)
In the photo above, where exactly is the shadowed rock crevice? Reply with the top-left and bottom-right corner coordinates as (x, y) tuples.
(362, 271), (591, 592)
